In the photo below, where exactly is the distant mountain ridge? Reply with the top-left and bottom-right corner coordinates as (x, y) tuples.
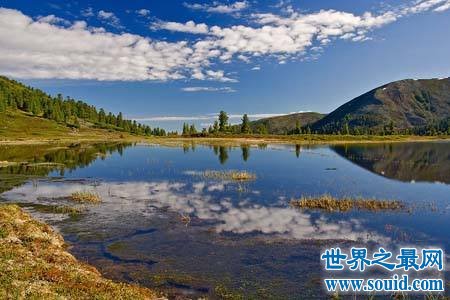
(252, 77), (450, 135)
(312, 78), (450, 134)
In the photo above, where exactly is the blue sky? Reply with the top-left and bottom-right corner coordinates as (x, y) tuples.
(0, 0), (449, 131)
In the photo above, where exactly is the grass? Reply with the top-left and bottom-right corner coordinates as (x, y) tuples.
(69, 191), (101, 203)
(0, 204), (162, 299)
(290, 194), (403, 212)
(158, 133), (450, 146)
(0, 109), (142, 144)
(21, 203), (85, 217)
(201, 170), (257, 181)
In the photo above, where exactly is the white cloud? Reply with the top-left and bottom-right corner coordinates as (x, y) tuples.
(134, 115), (215, 121)
(402, 0), (449, 14)
(181, 86), (236, 92)
(251, 66), (261, 70)
(97, 10), (123, 29)
(229, 113), (285, 118)
(37, 14), (71, 26)
(0, 1), (448, 83)
(205, 69), (237, 82)
(184, 1), (248, 14)
(151, 20), (209, 34)
(136, 9), (150, 16)
(433, 0), (450, 11)
(81, 7), (94, 17)
(134, 112), (287, 122)
(0, 8), (228, 81)
(157, 1), (448, 66)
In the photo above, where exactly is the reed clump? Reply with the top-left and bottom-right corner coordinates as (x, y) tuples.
(290, 194), (403, 212)
(69, 191), (101, 203)
(47, 205), (85, 216)
(202, 170), (256, 181)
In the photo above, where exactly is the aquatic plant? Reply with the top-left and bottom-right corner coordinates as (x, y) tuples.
(201, 170), (256, 181)
(69, 191), (101, 203)
(290, 194), (403, 212)
(36, 204), (85, 217)
(179, 213), (191, 226)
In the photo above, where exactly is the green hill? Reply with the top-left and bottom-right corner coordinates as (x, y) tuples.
(0, 76), (167, 140)
(0, 109), (141, 141)
(249, 112), (325, 134)
(312, 78), (450, 135)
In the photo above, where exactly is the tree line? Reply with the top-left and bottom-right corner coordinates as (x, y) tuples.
(0, 76), (167, 136)
(312, 114), (450, 136)
(181, 110), (450, 136)
(182, 111), (270, 136)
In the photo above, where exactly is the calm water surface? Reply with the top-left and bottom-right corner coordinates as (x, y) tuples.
(0, 141), (449, 298)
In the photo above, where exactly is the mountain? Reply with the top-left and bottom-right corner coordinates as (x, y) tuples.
(249, 112), (325, 134)
(312, 78), (450, 134)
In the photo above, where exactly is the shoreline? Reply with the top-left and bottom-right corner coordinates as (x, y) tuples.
(0, 134), (449, 146)
(0, 204), (164, 300)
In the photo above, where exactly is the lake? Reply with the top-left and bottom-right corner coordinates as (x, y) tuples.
(0, 141), (449, 298)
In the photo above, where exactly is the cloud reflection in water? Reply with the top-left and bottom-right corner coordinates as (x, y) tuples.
(2, 179), (389, 243)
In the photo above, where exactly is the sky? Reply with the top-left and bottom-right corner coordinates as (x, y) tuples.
(0, 0), (449, 131)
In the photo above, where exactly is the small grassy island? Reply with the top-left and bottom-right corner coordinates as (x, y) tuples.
(290, 194), (404, 212)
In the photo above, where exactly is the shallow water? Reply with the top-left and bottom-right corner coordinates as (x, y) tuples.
(1, 141), (449, 298)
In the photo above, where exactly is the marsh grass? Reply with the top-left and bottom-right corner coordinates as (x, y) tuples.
(179, 213), (191, 226)
(27, 204), (85, 217)
(201, 170), (256, 181)
(69, 191), (101, 203)
(290, 194), (403, 212)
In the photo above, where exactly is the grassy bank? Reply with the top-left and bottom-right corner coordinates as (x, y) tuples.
(1, 110), (449, 146)
(160, 134), (450, 144)
(0, 110), (144, 145)
(0, 204), (163, 299)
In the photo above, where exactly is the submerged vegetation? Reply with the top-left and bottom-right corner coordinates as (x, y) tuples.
(69, 191), (101, 204)
(0, 204), (161, 299)
(290, 194), (403, 212)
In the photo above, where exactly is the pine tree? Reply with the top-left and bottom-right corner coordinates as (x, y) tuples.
(189, 124), (197, 134)
(295, 120), (301, 134)
(99, 108), (106, 124)
(213, 121), (219, 133)
(241, 114), (250, 134)
(343, 123), (350, 135)
(182, 123), (189, 135)
(218, 111), (228, 132)
(116, 112), (123, 128)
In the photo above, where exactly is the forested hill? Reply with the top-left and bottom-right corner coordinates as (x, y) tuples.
(312, 78), (450, 135)
(249, 112), (325, 134)
(0, 76), (166, 136)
